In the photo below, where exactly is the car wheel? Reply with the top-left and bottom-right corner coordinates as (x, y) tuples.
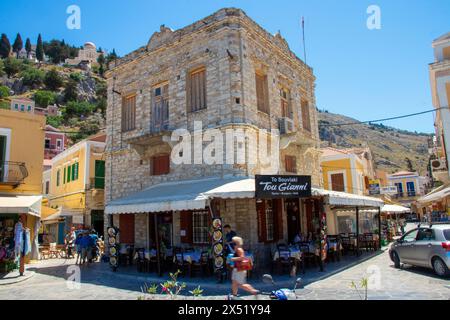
(392, 251), (401, 269)
(432, 257), (450, 277)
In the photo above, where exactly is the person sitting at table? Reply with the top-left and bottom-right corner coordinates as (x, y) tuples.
(224, 224), (237, 252)
(293, 231), (303, 244)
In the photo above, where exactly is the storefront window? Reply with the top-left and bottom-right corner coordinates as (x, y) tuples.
(192, 211), (209, 244)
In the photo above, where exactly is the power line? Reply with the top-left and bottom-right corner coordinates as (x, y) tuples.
(319, 107), (444, 128)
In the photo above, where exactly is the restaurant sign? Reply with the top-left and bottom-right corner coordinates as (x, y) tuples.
(255, 175), (311, 199)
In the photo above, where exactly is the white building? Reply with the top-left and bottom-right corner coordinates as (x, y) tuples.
(10, 97), (35, 113)
(65, 42), (102, 66)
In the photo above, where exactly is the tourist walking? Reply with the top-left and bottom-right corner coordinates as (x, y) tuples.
(74, 232), (83, 265)
(230, 236), (259, 298)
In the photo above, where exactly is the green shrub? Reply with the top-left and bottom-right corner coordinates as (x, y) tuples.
(0, 85), (9, 98)
(44, 68), (64, 91)
(20, 67), (45, 86)
(64, 101), (95, 118)
(63, 79), (78, 102)
(0, 59), (4, 77)
(69, 72), (84, 82)
(0, 100), (9, 110)
(34, 90), (56, 107)
(3, 57), (23, 78)
(46, 115), (63, 128)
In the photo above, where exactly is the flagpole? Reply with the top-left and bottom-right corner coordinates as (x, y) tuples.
(302, 16), (307, 64)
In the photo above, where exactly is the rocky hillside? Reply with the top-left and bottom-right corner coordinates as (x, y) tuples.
(0, 59), (107, 144)
(318, 110), (432, 175)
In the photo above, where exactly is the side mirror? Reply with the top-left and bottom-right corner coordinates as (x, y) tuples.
(262, 274), (274, 285)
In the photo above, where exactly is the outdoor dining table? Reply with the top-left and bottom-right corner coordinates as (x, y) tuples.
(272, 246), (303, 261)
(175, 251), (203, 264)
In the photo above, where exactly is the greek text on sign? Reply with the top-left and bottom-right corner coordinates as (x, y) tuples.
(255, 175), (311, 199)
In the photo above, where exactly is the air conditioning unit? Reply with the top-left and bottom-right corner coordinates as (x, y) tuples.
(431, 158), (447, 171)
(278, 117), (295, 135)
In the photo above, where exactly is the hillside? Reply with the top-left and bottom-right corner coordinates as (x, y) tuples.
(318, 110), (432, 175)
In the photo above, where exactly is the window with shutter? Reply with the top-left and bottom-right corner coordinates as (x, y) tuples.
(301, 99), (311, 132)
(180, 211), (193, 244)
(56, 169), (60, 187)
(187, 68), (206, 112)
(256, 73), (269, 113)
(119, 214), (135, 244)
(152, 83), (169, 132)
(330, 173), (345, 192)
(280, 88), (292, 119)
(192, 210), (209, 244)
(256, 199), (282, 243)
(285, 155), (297, 173)
(67, 165), (71, 183)
(152, 154), (170, 176)
(122, 94), (136, 132)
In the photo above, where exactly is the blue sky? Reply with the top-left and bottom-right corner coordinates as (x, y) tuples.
(1, 0), (449, 133)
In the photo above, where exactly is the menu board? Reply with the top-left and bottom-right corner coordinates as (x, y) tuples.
(107, 227), (119, 271)
(211, 218), (224, 272)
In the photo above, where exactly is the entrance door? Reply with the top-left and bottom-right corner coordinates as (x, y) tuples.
(286, 199), (301, 243)
(91, 210), (104, 237)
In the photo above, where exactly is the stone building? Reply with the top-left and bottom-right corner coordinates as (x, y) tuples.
(104, 8), (382, 269)
(65, 42), (102, 67)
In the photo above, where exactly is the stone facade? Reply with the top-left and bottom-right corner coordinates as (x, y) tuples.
(104, 8), (322, 258)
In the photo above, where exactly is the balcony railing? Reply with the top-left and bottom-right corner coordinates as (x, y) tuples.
(0, 161), (28, 187)
(89, 177), (105, 190)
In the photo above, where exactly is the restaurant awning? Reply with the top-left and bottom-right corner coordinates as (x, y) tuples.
(42, 207), (85, 224)
(0, 195), (42, 217)
(106, 176), (385, 215)
(311, 188), (384, 208)
(381, 204), (410, 213)
(105, 176), (253, 215)
(417, 184), (450, 204)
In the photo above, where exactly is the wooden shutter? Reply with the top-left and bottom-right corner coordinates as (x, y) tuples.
(331, 173), (345, 192)
(180, 210), (193, 244)
(122, 95), (136, 132)
(188, 68), (206, 112)
(152, 154), (170, 175)
(301, 99), (311, 132)
(119, 214), (135, 244)
(285, 155), (297, 173)
(274, 199), (284, 241)
(256, 73), (268, 113)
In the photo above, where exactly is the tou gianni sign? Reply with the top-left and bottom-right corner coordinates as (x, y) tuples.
(255, 175), (311, 199)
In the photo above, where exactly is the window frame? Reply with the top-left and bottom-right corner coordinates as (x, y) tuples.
(192, 210), (210, 245)
(285, 155), (297, 173)
(121, 94), (137, 132)
(187, 67), (207, 113)
(151, 154), (170, 176)
(255, 72), (269, 114)
(301, 98), (311, 132)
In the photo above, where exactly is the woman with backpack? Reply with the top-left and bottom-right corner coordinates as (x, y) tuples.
(230, 236), (259, 298)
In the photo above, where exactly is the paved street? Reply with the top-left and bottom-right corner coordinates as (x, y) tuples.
(0, 251), (448, 300)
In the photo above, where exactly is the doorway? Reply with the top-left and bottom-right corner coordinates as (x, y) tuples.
(91, 210), (104, 237)
(285, 199), (301, 243)
(149, 212), (173, 249)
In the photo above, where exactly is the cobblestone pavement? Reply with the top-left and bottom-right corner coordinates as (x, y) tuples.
(0, 251), (448, 300)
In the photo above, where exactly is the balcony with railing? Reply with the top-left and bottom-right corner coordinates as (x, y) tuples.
(0, 161), (28, 187)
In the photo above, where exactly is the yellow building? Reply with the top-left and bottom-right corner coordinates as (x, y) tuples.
(0, 109), (45, 263)
(320, 147), (375, 196)
(387, 171), (424, 208)
(47, 133), (106, 236)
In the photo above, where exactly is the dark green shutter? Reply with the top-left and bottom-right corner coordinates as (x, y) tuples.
(67, 166), (71, 182)
(63, 167), (66, 184)
(94, 160), (105, 189)
(0, 136), (6, 183)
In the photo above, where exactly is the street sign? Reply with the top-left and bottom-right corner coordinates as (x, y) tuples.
(255, 175), (311, 199)
(380, 186), (398, 195)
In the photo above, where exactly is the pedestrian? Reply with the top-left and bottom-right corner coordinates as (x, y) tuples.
(88, 229), (99, 262)
(65, 227), (76, 258)
(230, 236), (259, 298)
(80, 232), (90, 264)
(74, 232), (83, 265)
(224, 224), (237, 253)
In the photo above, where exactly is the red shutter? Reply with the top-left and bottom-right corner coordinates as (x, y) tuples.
(119, 214), (135, 244)
(274, 199), (284, 241)
(152, 154), (170, 175)
(180, 211), (193, 244)
(256, 200), (267, 242)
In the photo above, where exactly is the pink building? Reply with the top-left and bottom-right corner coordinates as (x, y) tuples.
(44, 125), (67, 160)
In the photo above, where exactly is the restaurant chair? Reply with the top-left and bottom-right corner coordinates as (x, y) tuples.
(190, 251), (210, 278)
(275, 248), (294, 275)
(174, 251), (189, 277)
(299, 242), (316, 268)
(135, 248), (145, 273)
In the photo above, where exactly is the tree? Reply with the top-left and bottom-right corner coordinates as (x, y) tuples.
(20, 67), (45, 86)
(405, 157), (415, 172)
(25, 38), (32, 56)
(36, 34), (44, 62)
(97, 53), (106, 76)
(44, 68), (63, 90)
(3, 57), (22, 78)
(34, 90), (56, 107)
(63, 79), (78, 102)
(106, 49), (118, 68)
(0, 59), (4, 77)
(0, 33), (11, 58)
(12, 33), (23, 58)
(0, 85), (10, 98)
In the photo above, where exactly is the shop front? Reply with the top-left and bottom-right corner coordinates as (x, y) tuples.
(0, 195), (42, 274)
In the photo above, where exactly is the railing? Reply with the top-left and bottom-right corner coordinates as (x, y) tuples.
(89, 177), (105, 190)
(0, 161), (28, 187)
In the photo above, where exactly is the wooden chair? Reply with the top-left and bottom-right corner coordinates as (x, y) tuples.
(190, 251), (210, 278)
(174, 251), (189, 277)
(39, 245), (50, 260)
(49, 243), (60, 259)
(299, 242), (316, 268)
